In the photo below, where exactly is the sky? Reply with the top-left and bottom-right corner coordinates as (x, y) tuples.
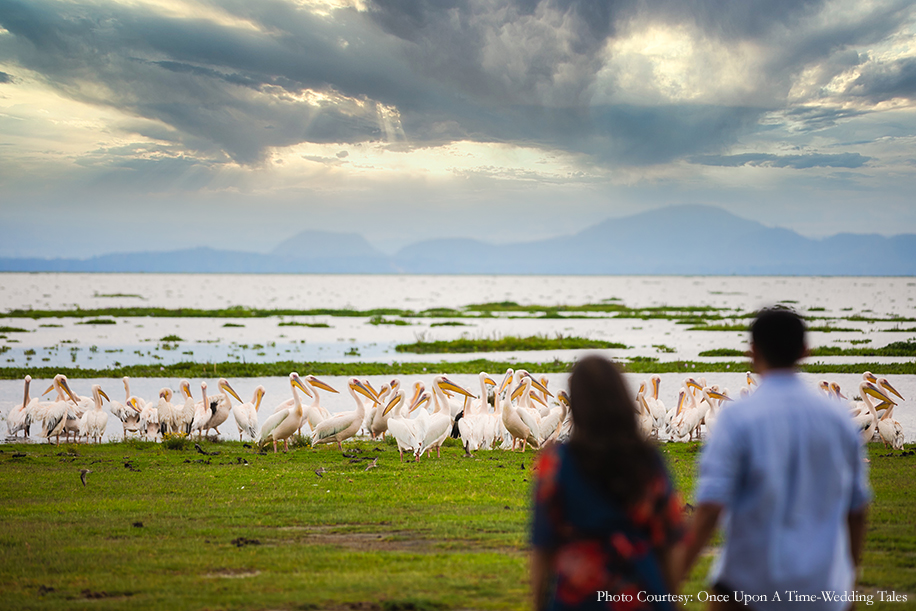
(1, 0), (915, 258)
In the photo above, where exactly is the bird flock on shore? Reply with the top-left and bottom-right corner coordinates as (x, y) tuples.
(3, 369), (908, 454)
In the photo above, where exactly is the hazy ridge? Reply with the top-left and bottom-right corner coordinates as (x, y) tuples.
(2, 205), (913, 275)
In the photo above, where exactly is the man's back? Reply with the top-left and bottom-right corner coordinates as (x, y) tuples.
(696, 371), (870, 608)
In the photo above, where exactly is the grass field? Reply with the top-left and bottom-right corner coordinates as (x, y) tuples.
(0, 438), (912, 611)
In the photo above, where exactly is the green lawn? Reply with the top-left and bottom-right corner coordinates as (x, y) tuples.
(0, 439), (912, 610)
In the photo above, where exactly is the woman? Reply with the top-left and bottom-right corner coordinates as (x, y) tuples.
(531, 356), (685, 611)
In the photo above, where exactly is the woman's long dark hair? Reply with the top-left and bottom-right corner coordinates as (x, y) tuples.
(567, 355), (657, 506)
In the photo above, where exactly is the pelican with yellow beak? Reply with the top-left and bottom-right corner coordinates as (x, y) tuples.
(79, 385), (110, 444)
(41, 374), (81, 445)
(201, 378), (243, 437)
(233, 385), (265, 441)
(311, 378), (379, 450)
(384, 389), (429, 461)
(259, 375), (312, 452)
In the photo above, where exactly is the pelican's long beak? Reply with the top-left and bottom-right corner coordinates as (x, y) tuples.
(220, 381), (242, 402)
(528, 377), (553, 397)
(498, 370), (514, 395)
(128, 397), (142, 412)
(410, 382), (423, 404)
(557, 391), (570, 406)
(43, 384), (54, 396)
(383, 394), (403, 417)
(686, 378), (703, 391)
(484, 376), (497, 386)
(529, 392), (548, 407)
(879, 379), (905, 402)
(438, 377), (476, 398)
(307, 376), (339, 394)
(676, 390), (686, 416)
(363, 380), (380, 401)
(863, 384), (892, 404)
(60, 378), (79, 403)
(99, 389), (110, 402)
(255, 388), (265, 411)
(747, 372), (757, 386)
(707, 389), (730, 401)
(352, 380), (380, 404)
(510, 383), (526, 401)
(291, 375), (314, 398)
(409, 393), (430, 413)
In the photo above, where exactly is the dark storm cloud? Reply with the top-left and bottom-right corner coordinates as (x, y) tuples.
(0, 0), (912, 166)
(846, 57), (916, 102)
(692, 152), (871, 169)
(0, 70), (13, 83)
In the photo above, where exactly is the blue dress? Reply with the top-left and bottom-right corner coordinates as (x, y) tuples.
(532, 444), (684, 611)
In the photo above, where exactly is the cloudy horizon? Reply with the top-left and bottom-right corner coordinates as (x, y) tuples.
(1, 0), (915, 259)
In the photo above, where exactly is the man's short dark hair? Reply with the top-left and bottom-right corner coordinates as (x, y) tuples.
(751, 307), (806, 369)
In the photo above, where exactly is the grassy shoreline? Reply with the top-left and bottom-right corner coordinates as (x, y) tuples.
(1, 359), (915, 379)
(0, 440), (911, 610)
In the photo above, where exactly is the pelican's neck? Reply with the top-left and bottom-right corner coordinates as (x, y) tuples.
(477, 374), (490, 415)
(431, 382), (449, 416)
(307, 383), (321, 408)
(93, 388), (104, 411)
(291, 385), (304, 415)
(124, 377), (131, 402)
(22, 377), (30, 408)
(349, 385), (367, 420)
(652, 377), (660, 401)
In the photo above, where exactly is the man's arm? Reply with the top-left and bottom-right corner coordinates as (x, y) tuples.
(848, 508), (867, 570)
(530, 548), (553, 611)
(679, 502), (723, 584)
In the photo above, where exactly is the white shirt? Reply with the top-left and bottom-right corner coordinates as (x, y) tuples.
(696, 371), (870, 610)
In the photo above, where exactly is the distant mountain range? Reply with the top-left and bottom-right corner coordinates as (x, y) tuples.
(2, 205), (914, 275)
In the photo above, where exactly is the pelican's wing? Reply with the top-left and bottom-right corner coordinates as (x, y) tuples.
(258, 408), (291, 443)
(312, 413), (355, 442)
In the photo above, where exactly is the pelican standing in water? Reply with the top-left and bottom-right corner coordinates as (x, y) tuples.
(41, 374), (80, 445)
(79, 385), (110, 444)
(233, 385), (265, 441)
(110, 376), (144, 439)
(191, 382), (215, 439)
(203, 378), (243, 437)
(311, 378), (379, 450)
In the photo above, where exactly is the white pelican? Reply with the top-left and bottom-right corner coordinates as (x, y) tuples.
(702, 387), (730, 435)
(138, 397), (160, 441)
(191, 382), (215, 439)
(635, 386), (653, 439)
(110, 376), (143, 439)
(383, 389), (428, 461)
(233, 385), (264, 441)
(311, 378), (379, 450)
(78, 385), (110, 444)
(302, 375), (339, 430)
(645, 375), (666, 431)
(175, 380), (196, 435)
(503, 379), (540, 452)
(671, 379), (706, 441)
(259, 376), (311, 452)
(41, 374), (80, 445)
(419, 376), (475, 459)
(538, 391), (571, 444)
(371, 379), (400, 440)
(746, 371), (757, 392)
(155, 388), (180, 436)
(204, 378), (243, 436)
(877, 403), (905, 450)
(854, 382), (890, 443)
(8, 375), (36, 438)
(458, 373), (496, 452)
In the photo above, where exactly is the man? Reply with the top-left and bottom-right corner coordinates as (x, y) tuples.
(681, 308), (870, 610)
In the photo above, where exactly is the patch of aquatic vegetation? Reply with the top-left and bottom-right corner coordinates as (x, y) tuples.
(653, 344), (676, 354)
(808, 339), (916, 357)
(396, 334), (629, 354)
(0, 326), (29, 333)
(222, 323), (245, 328)
(160, 335), (184, 342)
(93, 292), (144, 298)
(687, 324), (747, 332)
(278, 322), (330, 328)
(698, 348), (746, 357)
(368, 315), (411, 326)
(429, 321), (468, 327)
(75, 318), (116, 325)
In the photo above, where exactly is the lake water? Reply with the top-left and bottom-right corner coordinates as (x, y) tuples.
(1, 273), (914, 441)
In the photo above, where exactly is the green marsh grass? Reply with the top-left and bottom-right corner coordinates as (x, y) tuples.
(396, 335), (629, 354)
(3, 359), (916, 380)
(0, 441), (911, 610)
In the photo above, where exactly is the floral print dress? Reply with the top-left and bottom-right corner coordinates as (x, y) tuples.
(532, 444), (685, 611)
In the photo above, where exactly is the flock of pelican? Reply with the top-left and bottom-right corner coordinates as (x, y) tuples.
(3, 370), (907, 453)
